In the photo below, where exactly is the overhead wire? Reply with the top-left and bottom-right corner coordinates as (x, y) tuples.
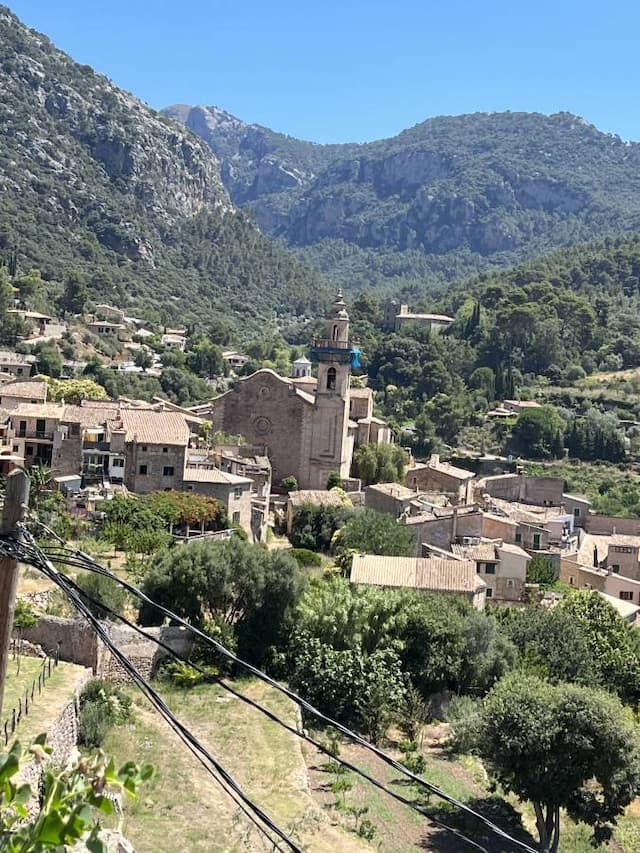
(34, 539), (538, 853)
(53, 563), (493, 853)
(13, 531), (301, 853)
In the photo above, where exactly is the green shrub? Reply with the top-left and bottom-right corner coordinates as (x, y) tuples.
(289, 548), (323, 567)
(78, 679), (132, 747)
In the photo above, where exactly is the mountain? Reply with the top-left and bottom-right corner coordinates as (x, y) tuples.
(0, 7), (329, 331)
(163, 105), (640, 290)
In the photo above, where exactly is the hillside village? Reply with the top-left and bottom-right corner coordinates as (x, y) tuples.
(6, 5), (640, 852)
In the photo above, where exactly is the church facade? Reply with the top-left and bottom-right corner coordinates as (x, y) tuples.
(208, 291), (391, 489)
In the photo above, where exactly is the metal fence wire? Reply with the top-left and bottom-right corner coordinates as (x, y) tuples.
(2, 648), (60, 747)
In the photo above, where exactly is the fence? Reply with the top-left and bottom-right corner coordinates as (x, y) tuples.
(2, 648), (60, 747)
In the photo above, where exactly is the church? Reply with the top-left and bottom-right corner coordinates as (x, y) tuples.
(208, 290), (392, 489)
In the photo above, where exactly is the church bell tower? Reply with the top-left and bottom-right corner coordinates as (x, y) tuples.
(305, 289), (353, 489)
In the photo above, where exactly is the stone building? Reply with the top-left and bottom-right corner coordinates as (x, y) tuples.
(406, 455), (475, 505)
(207, 291), (392, 490)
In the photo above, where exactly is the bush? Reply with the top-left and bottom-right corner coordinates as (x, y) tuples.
(289, 548), (323, 568)
(78, 679), (132, 747)
(75, 571), (129, 620)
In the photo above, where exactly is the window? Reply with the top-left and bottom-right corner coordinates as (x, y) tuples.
(485, 588), (493, 598)
(326, 367), (336, 391)
(139, 464), (148, 475)
(18, 420), (26, 437)
(332, 324), (339, 340)
(612, 564), (620, 574)
(573, 507), (580, 518)
(162, 447), (168, 453)
(112, 459), (124, 468)
(12, 445), (18, 453)
(163, 466), (174, 477)
(484, 563), (496, 575)
(533, 533), (541, 549)
(36, 419), (46, 438)
(234, 487), (243, 500)
(232, 511), (241, 523)
(26, 446), (33, 457)
(186, 485), (194, 491)
(620, 590), (634, 601)
(506, 579), (514, 587)
(515, 532), (522, 544)
(141, 445), (147, 452)
(16, 367), (23, 376)
(70, 423), (80, 436)
(569, 576), (575, 585)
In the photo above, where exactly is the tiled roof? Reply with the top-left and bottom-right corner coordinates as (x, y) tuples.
(118, 409), (190, 445)
(451, 542), (498, 561)
(184, 467), (251, 486)
(9, 402), (63, 418)
(350, 554), (484, 594)
(0, 380), (47, 401)
(367, 482), (416, 500)
(409, 461), (475, 481)
(349, 387), (373, 398)
(62, 404), (120, 425)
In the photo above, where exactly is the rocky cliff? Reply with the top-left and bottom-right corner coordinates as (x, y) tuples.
(165, 105), (640, 286)
(0, 7), (328, 327)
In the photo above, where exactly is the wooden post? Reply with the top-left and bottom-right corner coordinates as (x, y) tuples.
(0, 469), (30, 719)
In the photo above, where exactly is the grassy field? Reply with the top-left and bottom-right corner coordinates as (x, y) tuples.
(103, 678), (369, 852)
(2, 656), (89, 747)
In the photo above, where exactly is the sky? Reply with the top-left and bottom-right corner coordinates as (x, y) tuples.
(7, 0), (640, 144)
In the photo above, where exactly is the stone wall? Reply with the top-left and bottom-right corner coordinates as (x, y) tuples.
(585, 513), (640, 536)
(21, 615), (98, 670)
(97, 624), (194, 683)
(20, 616), (195, 681)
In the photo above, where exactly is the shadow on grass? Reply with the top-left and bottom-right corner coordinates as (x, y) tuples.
(419, 795), (538, 853)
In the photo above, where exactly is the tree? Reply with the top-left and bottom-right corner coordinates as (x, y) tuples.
(75, 571), (129, 621)
(289, 502), (352, 551)
(352, 444), (407, 486)
(511, 405), (565, 459)
(526, 554), (556, 587)
(140, 538), (304, 664)
(134, 348), (154, 371)
(281, 475), (298, 492)
(338, 509), (415, 557)
(59, 269), (87, 316)
(326, 471), (342, 490)
(33, 343), (62, 378)
(558, 589), (640, 704)
(453, 675), (640, 851)
(43, 377), (109, 404)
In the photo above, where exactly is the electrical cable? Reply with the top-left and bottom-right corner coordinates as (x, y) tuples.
(56, 565), (493, 853)
(34, 540), (538, 853)
(15, 533), (301, 853)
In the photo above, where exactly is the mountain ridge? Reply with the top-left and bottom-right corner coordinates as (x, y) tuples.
(0, 6), (329, 331)
(164, 103), (640, 289)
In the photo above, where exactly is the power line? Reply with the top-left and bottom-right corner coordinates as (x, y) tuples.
(35, 540), (538, 853)
(16, 534), (301, 853)
(57, 564), (493, 853)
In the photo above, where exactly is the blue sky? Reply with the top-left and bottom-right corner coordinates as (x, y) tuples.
(8, 1), (640, 143)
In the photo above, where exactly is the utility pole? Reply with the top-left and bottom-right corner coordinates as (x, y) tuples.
(0, 469), (30, 719)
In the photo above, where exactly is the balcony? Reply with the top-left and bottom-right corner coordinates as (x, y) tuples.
(18, 430), (54, 442)
(311, 338), (354, 364)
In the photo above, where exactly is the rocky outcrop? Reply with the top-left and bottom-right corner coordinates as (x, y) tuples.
(165, 104), (640, 274)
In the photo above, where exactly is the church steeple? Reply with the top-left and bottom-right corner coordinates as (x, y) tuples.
(311, 289), (352, 398)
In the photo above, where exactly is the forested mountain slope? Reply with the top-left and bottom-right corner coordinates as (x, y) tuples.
(0, 7), (329, 329)
(165, 104), (640, 291)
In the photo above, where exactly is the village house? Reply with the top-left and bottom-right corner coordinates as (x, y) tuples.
(383, 301), (455, 333)
(350, 553), (487, 610)
(449, 539), (530, 602)
(182, 467), (253, 534)
(365, 482), (421, 518)
(406, 455), (475, 505)
(206, 291), (393, 490)
(87, 320), (126, 339)
(0, 378), (48, 408)
(405, 505), (518, 554)
(0, 351), (36, 378)
(559, 557), (640, 614)
(222, 351), (249, 371)
(501, 399), (542, 415)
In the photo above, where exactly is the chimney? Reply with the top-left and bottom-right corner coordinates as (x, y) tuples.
(430, 453), (440, 467)
(451, 506), (458, 542)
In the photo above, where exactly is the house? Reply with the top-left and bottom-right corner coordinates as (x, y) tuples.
(560, 557), (640, 611)
(0, 378), (48, 408)
(87, 321), (126, 339)
(161, 333), (187, 351)
(383, 301), (454, 333)
(118, 408), (191, 493)
(0, 351), (36, 378)
(182, 467), (253, 534)
(9, 401), (64, 467)
(222, 351), (249, 371)
(406, 455), (475, 505)
(350, 553), (486, 609)
(405, 505), (518, 554)
(365, 482), (419, 518)
(449, 539), (530, 602)
(502, 400), (542, 414)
